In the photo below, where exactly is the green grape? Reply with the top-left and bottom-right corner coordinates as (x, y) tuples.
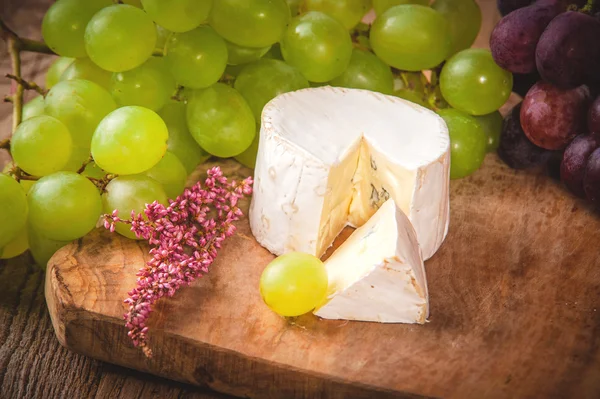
(141, 0), (212, 33)
(45, 57), (75, 89)
(110, 57), (176, 111)
(394, 89), (430, 109)
(45, 79), (117, 148)
(437, 108), (487, 179)
(209, 0), (290, 48)
(186, 84), (256, 158)
(60, 57), (112, 90)
(158, 101), (210, 173)
(373, 0), (428, 14)
(330, 48), (394, 95)
(234, 132), (259, 169)
(20, 180), (36, 195)
(28, 226), (70, 269)
(370, 5), (451, 71)
(259, 252), (328, 317)
(0, 174), (28, 249)
(11, 116), (73, 177)
(226, 41), (271, 66)
(143, 151), (187, 198)
(440, 48), (513, 116)
(82, 162), (108, 180)
(28, 172), (102, 241)
(42, 0), (112, 57)
(473, 111), (503, 152)
(91, 106), (168, 175)
(85, 4), (157, 72)
(155, 24), (172, 54)
(234, 59), (309, 121)
(0, 227), (28, 259)
(22, 96), (45, 121)
(305, 0), (371, 30)
(281, 12), (353, 83)
(432, 0), (481, 55)
(61, 145), (91, 172)
(165, 26), (227, 89)
(103, 175), (168, 239)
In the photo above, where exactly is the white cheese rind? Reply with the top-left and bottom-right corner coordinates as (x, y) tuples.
(250, 87), (450, 260)
(313, 199), (428, 323)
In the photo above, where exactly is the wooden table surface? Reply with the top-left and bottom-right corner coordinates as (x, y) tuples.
(0, 0), (502, 398)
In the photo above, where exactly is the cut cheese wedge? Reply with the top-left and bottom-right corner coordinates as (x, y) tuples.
(313, 199), (428, 323)
(250, 87), (450, 260)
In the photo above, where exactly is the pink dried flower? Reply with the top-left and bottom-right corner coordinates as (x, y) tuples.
(103, 167), (253, 357)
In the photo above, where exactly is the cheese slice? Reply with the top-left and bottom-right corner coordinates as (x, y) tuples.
(313, 199), (428, 323)
(249, 86), (450, 261)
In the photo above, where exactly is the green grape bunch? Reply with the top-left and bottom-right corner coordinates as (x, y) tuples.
(0, 0), (513, 266)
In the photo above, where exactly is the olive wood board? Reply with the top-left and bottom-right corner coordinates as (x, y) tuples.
(45, 156), (600, 399)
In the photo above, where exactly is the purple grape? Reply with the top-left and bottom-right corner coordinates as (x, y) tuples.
(497, 0), (533, 16)
(512, 72), (540, 97)
(490, 0), (562, 74)
(589, 96), (600, 134)
(497, 103), (551, 169)
(560, 134), (600, 197)
(521, 81), (591, 150)
(583, 148), (600, 205)
(536, 11), (600, 89)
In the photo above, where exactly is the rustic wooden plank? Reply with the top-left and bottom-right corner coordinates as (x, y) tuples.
(45, 156), (600, 399)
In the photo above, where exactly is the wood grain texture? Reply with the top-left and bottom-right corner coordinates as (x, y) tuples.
(46, 157), (600, 399)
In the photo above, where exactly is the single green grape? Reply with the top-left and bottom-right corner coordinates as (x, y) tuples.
(373, 0), (428, 14)
(394, 89), (430, 109)
(281, 12), (353, 83)
(330, 48), (394, 95)
(22, 96), (46, 121)
(60, 57), (112, 90)
(437, 108), (487, 179)
(143, 151), (187, 198)
(165, 26), (228, 89)
(234, 59), (309, 121)
(110, 57), (176, 111)
(259, 252), (328, 317)
(432, 0), (481, 56)
(44, 79), (117, 148)
(42, 0), (112, 57)
(0, 226), (28, 259)
(82, 162), (108, 180)
(473, 111), (503, 152)
(0, 174), (28, 249)
(103, 175), (168, 239)
(11, 116), (73, 177)
(45, 57), (74, 89)
(226, 41), (271, 66)
(85, 4), (156, 72)
(370, 5), (451, 71)
(28, 225), (70, 269)
(305, 0), (371, 30)
(61, 145), (91, 173)
(209, 0), (290, 48)
(158, 101), (211, 174)
(234, 131), (260, 169)
(28, 172), (102, 241)
(91, 106), (168, 175)
(186, 84), (256, 158)
(440, 49), (513, 116)
(141, 0), (212, 33)
(155, 24), (172, 54)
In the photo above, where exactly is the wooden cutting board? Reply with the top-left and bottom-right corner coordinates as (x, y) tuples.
(45, 156), (600, 399)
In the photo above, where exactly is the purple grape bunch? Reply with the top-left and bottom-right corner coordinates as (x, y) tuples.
(491, 0), (600, 206)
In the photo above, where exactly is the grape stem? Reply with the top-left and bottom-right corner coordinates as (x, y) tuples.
(5, 74), (48, 96)
(76, 157), (94, 174)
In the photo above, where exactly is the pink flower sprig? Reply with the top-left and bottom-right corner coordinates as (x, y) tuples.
(102, 167), (253, 357)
